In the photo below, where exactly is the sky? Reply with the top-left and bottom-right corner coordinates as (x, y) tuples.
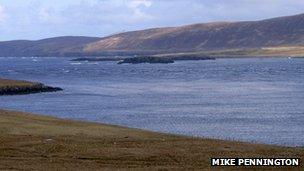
(0, 0), (304, 41)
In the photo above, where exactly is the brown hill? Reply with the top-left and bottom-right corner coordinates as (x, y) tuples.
(85, 13), (304, 53)
(0, 36), (100, 57)
(0, 13), (303, 57)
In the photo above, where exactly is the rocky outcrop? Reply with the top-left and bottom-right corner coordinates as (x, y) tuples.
(117, 56), (215, 64)
(117, 57), (175, 64)
(0, 83), (62, 95)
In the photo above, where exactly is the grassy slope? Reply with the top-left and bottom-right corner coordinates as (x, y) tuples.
(0, 79), (38, 88)
(154, 46), (304, 58)
(0, 109), (303, 170)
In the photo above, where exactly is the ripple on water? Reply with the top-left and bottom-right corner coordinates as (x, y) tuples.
(0, 57), (303, 146)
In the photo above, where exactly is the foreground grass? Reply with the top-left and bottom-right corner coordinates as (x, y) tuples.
(0, 110), (303, 170)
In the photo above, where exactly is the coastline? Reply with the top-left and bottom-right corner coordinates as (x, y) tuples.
(69, 54), (302, 65)
(0, 78), (62, 95)
(0, 109), (303, 170)
(0, 78), (303, 170)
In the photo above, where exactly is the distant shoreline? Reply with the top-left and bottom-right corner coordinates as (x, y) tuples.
(1, 46), (304, 59)
(72, 56), (215, 64)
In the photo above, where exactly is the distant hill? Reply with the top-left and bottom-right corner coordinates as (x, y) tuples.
(84, 13), (304, 53)
(0, 36), (100, 57)
(0, 13), (304, 57)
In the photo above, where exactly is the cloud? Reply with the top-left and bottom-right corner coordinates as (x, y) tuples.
(63, 0), (154, 24)
(128, 0), (152, 9)
(0, 0), (156, 39)
(140, 0), (304, 27)
(31, 0), (154, 25)
(126, 0), (154, 23)
(0, 0), (304, 40)
(0, 4), (6, 24)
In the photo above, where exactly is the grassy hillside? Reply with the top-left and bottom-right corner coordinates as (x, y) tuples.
(0, 109), (303, 170)
(85, 13), (304, 53)
(153, 46), (304, 58)
(0, 36), (100, 57)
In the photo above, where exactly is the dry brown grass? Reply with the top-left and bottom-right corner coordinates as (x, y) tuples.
(154, 46), (304, 59)
(0, 78), (37, 88)
(0, 78), (62, 95)
(0, 109), (303, 170)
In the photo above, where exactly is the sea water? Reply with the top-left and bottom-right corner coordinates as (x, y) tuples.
(0, 57), (303, 146)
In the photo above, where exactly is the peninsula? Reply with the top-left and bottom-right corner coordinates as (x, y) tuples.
(0, 78), (62, 95)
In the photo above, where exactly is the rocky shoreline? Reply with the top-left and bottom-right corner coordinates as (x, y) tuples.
(117, 56), (175, 64)
(117, 56), (215, 64)
(0, 79), (62, 95)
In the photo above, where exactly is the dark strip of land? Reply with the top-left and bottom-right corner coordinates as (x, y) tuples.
(71, 57), (125, 62)
(72, 56), (215, 64)
(0, 78), (62, 95)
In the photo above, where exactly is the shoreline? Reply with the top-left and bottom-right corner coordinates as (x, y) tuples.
(68, 55), (301, 66)
(0, 109), (303, 170)
(0, 78), (62, 95)
(0, 78), (303, 169)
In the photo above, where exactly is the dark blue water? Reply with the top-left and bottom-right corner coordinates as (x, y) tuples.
(0, 57), (303, 146)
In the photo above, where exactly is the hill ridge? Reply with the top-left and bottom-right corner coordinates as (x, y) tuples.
(0, 13), (303, 57)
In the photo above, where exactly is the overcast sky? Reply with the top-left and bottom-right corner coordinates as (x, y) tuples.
(0, 0), (303, 41)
